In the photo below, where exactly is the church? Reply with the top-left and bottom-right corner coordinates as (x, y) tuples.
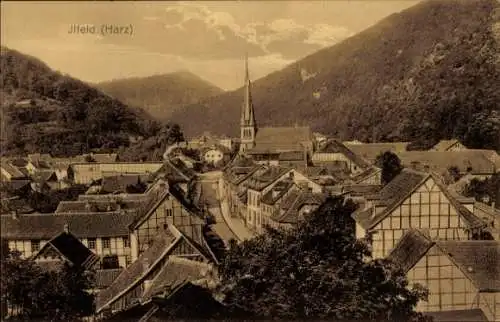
(238, 56), (314, 166)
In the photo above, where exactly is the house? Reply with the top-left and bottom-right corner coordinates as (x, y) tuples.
(258, 179), (297, 233)
(431, 139), (467, 152)
(244, 166), (325, 231)
(312, 139), (371, 175)
(70, 162), (163, 184)
(269, 189), (329, 230)
(2, 178), (219, 269)
(388, 229), (500, 321)
(351, 169), (487, 259)
(95, 227), (217, 315)
(397, 150), (497, 178)
(32, 226), (100, 271)
(473, 201), (500, 240)
(238, 56), (314, 164)
(344, 142), (409, 164)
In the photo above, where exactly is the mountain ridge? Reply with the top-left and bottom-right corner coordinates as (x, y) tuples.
(169, 0), (500, 151)
(96, 71), (224, 121)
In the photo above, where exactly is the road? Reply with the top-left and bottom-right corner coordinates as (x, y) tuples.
(197, 171), (254, 243)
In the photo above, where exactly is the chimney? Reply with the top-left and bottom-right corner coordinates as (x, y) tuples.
(64, 224), (69, 234)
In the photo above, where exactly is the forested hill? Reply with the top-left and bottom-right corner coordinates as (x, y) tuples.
(170, 0), (500, 151)
(0, 46), (166, 157)
(96, 71), (224, 121)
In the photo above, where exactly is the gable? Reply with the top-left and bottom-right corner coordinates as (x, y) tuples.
(35, 244), (64, 261)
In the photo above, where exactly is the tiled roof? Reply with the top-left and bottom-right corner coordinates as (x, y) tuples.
(261, 179), (296, 205)
(95, 269), (123, 289)
(156, 160), (196, 183)
(0, 180), (31, 193)
(9, 158), (28, 167)
(431, 139), (462, 151)
(1, 212), (136, 240)
(245, 166), (292, 191)
(96, 229), (179, 313)
(425, 309), (488, 321)
(387, 229), (434, 273)
(55, 200), (142, 214)
(316, 139), (371, 168)
(32, 170), (57, 182)
(435, 240), (500, 292)
(278, 151), (305, 161)
(344, 142), (409, 163)
(250, 126), (312, 153)
(397, 151), (496, 175)
(141, 256), (213, 303)
(351, 166), (381, 184)
(100, 174), (150, 194)
(34, 231), (99, 270)
(342, 184), (383, 197)
(223, 165), (263, 186)
(0, 197), (35, 214)
(272, 190), (328, 224)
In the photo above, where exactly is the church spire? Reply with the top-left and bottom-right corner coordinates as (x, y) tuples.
(239, 53), (257, 154)
(241, 53), (255, 127)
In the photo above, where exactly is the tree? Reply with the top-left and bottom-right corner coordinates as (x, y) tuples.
(376, 151), (404, 185)
(218, 197), (431, 321)
(444, 166), (462, 184)
(0, 249), (94, 320)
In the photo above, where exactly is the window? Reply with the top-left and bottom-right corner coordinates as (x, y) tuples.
(101, 255), (119, 269)
(166, 208), (173, 217)
(88, 238), (96, 250)
(125, 255), (132, 267)
(102, 238), (111, 249)
(31, 240), (40, 253)
(122, 236), (130, 248)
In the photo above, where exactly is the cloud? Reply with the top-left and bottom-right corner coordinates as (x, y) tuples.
(94, 2), (352, 62)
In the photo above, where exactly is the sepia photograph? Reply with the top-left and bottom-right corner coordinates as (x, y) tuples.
(0, 0), (499, 321)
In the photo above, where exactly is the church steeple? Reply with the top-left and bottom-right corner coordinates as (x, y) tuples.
(239, 54), (257, 154)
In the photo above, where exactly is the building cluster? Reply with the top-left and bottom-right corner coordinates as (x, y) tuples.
(1, 59), (499, 321)
(216, 58), (500, 321)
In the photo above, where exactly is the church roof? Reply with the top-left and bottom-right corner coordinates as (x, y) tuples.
(249, 126), (312, 153)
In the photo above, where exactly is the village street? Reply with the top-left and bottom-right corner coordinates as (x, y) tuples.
(197, 171), (254, 243)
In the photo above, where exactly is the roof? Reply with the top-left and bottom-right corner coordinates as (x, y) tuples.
(140, 256), (213, 303)
(316, 139), (371, 168)
(1, 212), (136, 239)
(351, 167), (381, 184)
(95, 269), (123, 289)
(260, 179), (296, 205)
(96, 229), (179, 313)
(0, 161), (26, 178)
(387, 229), (434, 273)
(397, 150), (496, 175)
(435, 240), (500, 292)
(278, 151), (305, 161)
(245, 166), (292, 191)
(431, 139), (463, 151)
(352, 169), (485, 230)
(32, 169), (57, 182)
(389, 230), (500, 292)
(1, 197), (35, 214)
(223, 165), (263, 186)
(425, 309), (488, 321)
(342, 184), (383, 197)
(271, 190), (328, 224)
(156, 160), (196, 183)
(344, 142), (409, 163)
(55, 200), (142, 214)
(250, 126), (312, 153)
(100, 174), (150, 194)
(33, 231), (99, 270)
(85, 153), (118, 163)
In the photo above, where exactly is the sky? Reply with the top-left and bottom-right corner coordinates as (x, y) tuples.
(1, 1), (420, 90)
